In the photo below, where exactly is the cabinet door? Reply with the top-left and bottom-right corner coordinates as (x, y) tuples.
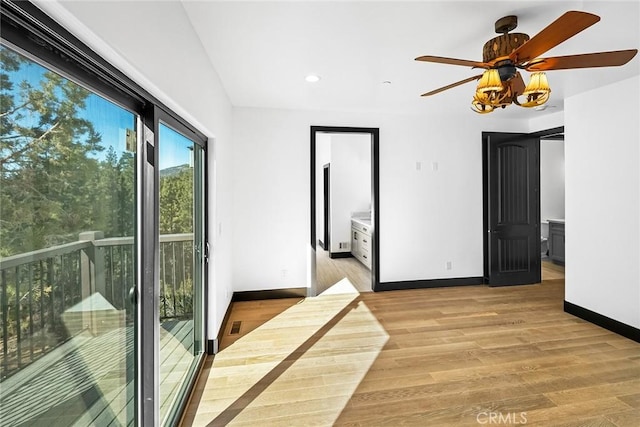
(549, 224), (565, 263)
(550, 233), (565, 261)
(351, 228), (359, 256)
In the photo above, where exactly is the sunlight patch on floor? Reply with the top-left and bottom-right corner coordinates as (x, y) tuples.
(189, 279), (388, 426)
(319, 277), (361, 296)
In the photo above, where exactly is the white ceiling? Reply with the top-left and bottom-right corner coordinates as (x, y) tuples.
(47, 1), (639, 121)
(180, 0), (639, 120)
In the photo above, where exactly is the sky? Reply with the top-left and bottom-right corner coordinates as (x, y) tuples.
(2, 45), (193, 171)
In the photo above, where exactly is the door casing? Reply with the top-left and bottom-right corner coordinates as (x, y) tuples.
(310, 126), (380, 292)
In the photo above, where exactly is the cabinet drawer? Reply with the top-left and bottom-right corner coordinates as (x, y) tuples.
(359, 251), (371, 268)
(351, 220), (371, 235)
(360, 234), (371, 253)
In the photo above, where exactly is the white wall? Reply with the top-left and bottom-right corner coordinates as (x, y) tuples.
(329, 133), (371, 253)
(38, 1), (236, 340)
(540, 140), (565, 232)
(232, 107), (528, 290)
(528, 111), (564, 134)
(530, 111), (565, 242)
(565, 75), (640, 329)
(232, 109), (309, 291)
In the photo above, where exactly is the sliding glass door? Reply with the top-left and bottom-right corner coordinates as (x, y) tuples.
(0, 44), (137, 426)
(158, 122), (205, 425)
(1, 8), (208, 423)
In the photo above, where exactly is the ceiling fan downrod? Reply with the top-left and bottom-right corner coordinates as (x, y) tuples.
(483, 15), (530, 64)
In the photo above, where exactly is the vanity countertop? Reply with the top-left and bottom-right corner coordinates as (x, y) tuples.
(351, 217), (371, 227)
(547, 219), (565, 224)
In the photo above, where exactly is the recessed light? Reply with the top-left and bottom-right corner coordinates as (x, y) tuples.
(305, 74), (321, 83)
(382, 80), (392, 85)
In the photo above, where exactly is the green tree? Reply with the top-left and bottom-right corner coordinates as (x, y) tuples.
(160, 168), (193, 234)
(94, 146), (134, 238)
(1, 47), (103, 256)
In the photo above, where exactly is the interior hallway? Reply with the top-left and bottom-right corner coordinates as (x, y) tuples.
(181, 263), (640, 426)
(316, 248), (372, 294)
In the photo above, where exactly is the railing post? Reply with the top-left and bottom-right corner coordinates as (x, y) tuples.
(79, 231), (105, 335)
(79, 231), (105, 297)
(1, 270), (8, 376)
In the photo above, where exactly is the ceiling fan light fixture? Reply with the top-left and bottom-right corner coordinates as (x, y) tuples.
(471, 95), (495, 114)
(476, 69), (503, 94)
(520, 72), (551, 107)
(474, 69), (513, 109)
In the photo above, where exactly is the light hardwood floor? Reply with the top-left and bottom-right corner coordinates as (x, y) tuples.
(181, 263), (640, 426)
(316, 247), (372, 294)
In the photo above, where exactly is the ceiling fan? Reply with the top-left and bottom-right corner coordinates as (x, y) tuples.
(415, 11), (638, 114)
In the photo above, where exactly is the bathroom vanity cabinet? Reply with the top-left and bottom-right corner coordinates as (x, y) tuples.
(548, 219), (565, 264)
(351, 218), (371, 270)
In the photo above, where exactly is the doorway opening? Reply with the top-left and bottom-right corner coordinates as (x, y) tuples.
(539, 129), (565, 282)
(310, 126), (380, 295)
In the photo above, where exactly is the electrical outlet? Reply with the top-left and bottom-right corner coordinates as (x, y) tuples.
(446, 261), (452, 270)
(281, 269), (288, 279)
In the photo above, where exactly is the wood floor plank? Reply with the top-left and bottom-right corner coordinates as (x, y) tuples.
(182, 264), (640, 427)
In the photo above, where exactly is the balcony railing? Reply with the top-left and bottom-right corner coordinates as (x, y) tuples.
(0, 232), (194, 380)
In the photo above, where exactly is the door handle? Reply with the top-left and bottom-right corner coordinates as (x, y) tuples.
(129, 286), (137, 305)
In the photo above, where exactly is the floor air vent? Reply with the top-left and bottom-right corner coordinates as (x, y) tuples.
(229, 321), (242, 335)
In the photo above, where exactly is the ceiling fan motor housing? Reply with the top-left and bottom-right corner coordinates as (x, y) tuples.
(482, 33), (530, 63)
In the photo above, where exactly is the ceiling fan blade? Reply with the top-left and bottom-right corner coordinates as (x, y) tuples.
(421, 74), (483, 97)
(526, 49), (638, 71)
(415, 55), (490, 69)
(510, 11), (601, 64)
(510, 72), (526, 95)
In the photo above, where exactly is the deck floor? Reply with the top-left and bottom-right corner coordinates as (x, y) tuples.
(0, 319), (193, 427)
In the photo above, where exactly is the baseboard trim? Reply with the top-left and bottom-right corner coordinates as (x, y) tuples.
(376, 276), (484, 292)
(232, 287), (308, 301)
(329, 251), (352, 259)
(208, 294), (236, 355)
(564, 301), (640, 343)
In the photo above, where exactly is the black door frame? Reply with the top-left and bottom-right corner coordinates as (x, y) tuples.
(482, 126), (564, 285)
(320, 163), (330, 251)
(310, 126), (380, 292)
